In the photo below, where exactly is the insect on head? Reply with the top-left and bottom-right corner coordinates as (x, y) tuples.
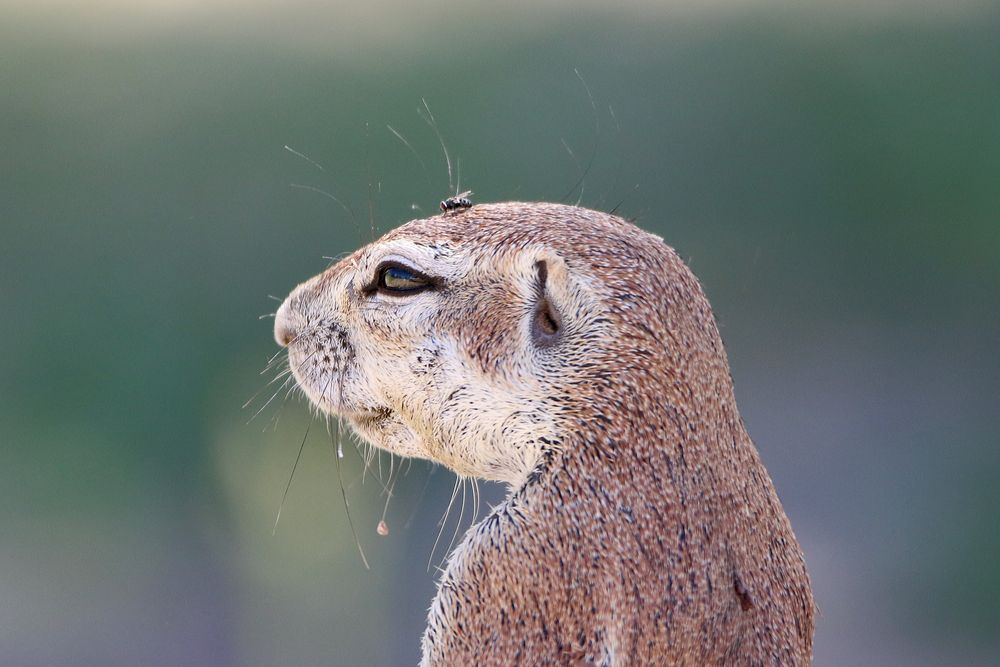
(440, 190), (473, 213)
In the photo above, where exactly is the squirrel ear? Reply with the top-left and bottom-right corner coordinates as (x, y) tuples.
(531, 260), (562, 346)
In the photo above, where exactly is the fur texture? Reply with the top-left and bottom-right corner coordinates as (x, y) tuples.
(274, 202), (815, 665)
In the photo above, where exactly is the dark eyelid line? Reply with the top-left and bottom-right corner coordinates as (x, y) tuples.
(362, 259), (441, 295)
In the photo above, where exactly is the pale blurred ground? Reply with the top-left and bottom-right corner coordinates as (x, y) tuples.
(1, 1), (998, 665)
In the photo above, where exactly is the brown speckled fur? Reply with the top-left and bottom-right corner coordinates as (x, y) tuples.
(279, 203), (815, 665)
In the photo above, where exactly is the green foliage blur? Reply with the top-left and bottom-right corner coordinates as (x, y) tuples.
(1, 2), (998, 665)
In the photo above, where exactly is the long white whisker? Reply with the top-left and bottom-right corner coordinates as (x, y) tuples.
(242, 362), (291, 410)
(561, 67), (600, 204)
(247, 347), (320, 423)
(265, 375), (300, 432)
(284, 144), (326, 171)
(387, 124), (430, 185)
(378, 454), (398, 537)
(247, 374), (294, 425)
(442, 477), (467, 568)
(403, 463), (434, 531)
(289, 183), (361, 238)
(471, 477), (481, 526)
(419, 98), (454, 194)
(428, 474), (462, 571)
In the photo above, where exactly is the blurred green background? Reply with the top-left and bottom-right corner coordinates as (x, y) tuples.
(2, 1), (998, 665)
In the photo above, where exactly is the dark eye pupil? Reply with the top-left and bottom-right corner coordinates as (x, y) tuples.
(381, 266), (426, 291)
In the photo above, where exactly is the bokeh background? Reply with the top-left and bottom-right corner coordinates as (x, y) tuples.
(2, 1), (998, 665)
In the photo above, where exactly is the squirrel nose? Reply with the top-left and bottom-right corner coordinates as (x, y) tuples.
(273, 301), (297, 347)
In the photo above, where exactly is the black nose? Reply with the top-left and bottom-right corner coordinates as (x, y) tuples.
(273, 302), (297, 347)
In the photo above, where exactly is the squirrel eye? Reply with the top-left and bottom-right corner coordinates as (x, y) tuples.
(377, 264), (430, 293)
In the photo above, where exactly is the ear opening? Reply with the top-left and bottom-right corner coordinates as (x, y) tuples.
(532, 260), (562, 346)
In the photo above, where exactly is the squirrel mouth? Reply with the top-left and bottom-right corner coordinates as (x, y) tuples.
(350, 407), (393, 429)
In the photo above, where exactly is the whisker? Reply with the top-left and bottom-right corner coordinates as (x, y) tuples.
(246, 374), (294, 424)
(242, 363), (290, 410)
(442, 477), (467, 567)
(247, 348), (320, 423)
(333, 415), (371, 569)
(560, 137), (585, 204)
(404, 463), (435, 530)
(361, 121), (380, 243)
(419, 98), (454, 194)
(428, 474), (462, 572)
(289, 182), (362, 239)
(609, 183), (640, 217)
(330, 359), (372, 568)
(266, 381), (297, 432)
(471, 477), (481, 526)
(387, 124), (430, 186)
(272, 366), (346, 536)
(560, 67), (600, 204)
(259, 352), (290, 377)
(262, 376), (297, 432)
(284, 144), (326, 171)
(377, 454), (399, 537)
(272, 416), (313, 536)
(258, 323), (324, 375)
(260, 345), (291, 374)
(349, 435), (392, 494)
(322, 252), (353, 266)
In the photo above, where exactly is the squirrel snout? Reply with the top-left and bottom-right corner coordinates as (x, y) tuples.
(273, 301), (297, 347)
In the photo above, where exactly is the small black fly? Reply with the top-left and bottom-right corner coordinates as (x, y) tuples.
(440, 191), (473, 213)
